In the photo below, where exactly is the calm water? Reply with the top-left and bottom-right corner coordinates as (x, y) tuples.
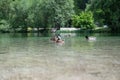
(0, 33), (120, 80)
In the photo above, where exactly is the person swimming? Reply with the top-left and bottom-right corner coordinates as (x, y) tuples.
(51, 36), (57, 41)
(57, 34), (62, 40)
(51, 34), (64, 44)
(56, 34), (64, 43)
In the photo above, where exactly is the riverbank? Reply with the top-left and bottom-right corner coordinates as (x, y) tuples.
(59, 27), (111, 33)
(0, 27), (117, 33)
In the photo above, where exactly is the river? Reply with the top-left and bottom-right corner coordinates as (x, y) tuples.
(0, 33), (120, 80)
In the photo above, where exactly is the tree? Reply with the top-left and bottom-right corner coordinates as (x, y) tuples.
(30, 0), (44, 31)
(86, 0), (120, 32)
(42, 0), (75, 29)
(74, 0), (89, 13)
(72, 11), (95, 30)
(0, 0), (12, 20)
(9, 0), (37, 32)
(0, 0), (12, 31)
(0, 0), (75, 32)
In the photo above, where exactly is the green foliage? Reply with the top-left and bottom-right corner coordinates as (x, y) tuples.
(41, 0), (74, 29)
(3, 0), (119, 33)
(74, 0), (88, 13)
(0, 0), (12, 32)
(86, 0), (120, 32)
(72, 11), (95, 30)
(0, 20), (10, 31)
(0, 0), (74, 32)
(0, 0), (12, 20)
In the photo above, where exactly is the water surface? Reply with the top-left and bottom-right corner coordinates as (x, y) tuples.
(0, 33), (120, 80)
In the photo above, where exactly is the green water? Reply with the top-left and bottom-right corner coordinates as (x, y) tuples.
(0, 33), (120, 80)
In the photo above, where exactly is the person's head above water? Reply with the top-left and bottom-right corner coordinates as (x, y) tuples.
(56, 34), (61, 40)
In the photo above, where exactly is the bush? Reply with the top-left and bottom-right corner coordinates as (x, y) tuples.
(72, 11), (95, 30)
(0, 20), (10, 32)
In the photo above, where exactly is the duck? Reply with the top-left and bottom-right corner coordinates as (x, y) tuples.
(85, 36), (96, 41)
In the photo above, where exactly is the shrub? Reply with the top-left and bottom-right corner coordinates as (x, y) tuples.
(72, 11), (95, 30)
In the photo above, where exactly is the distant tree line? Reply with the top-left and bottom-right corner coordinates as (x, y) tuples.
(0, 0), (74, 32)
(0, 0), (119, 32)
(86, 0), (120, 32)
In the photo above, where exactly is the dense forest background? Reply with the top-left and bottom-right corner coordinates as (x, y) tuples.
(0, 0), (119, 32)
